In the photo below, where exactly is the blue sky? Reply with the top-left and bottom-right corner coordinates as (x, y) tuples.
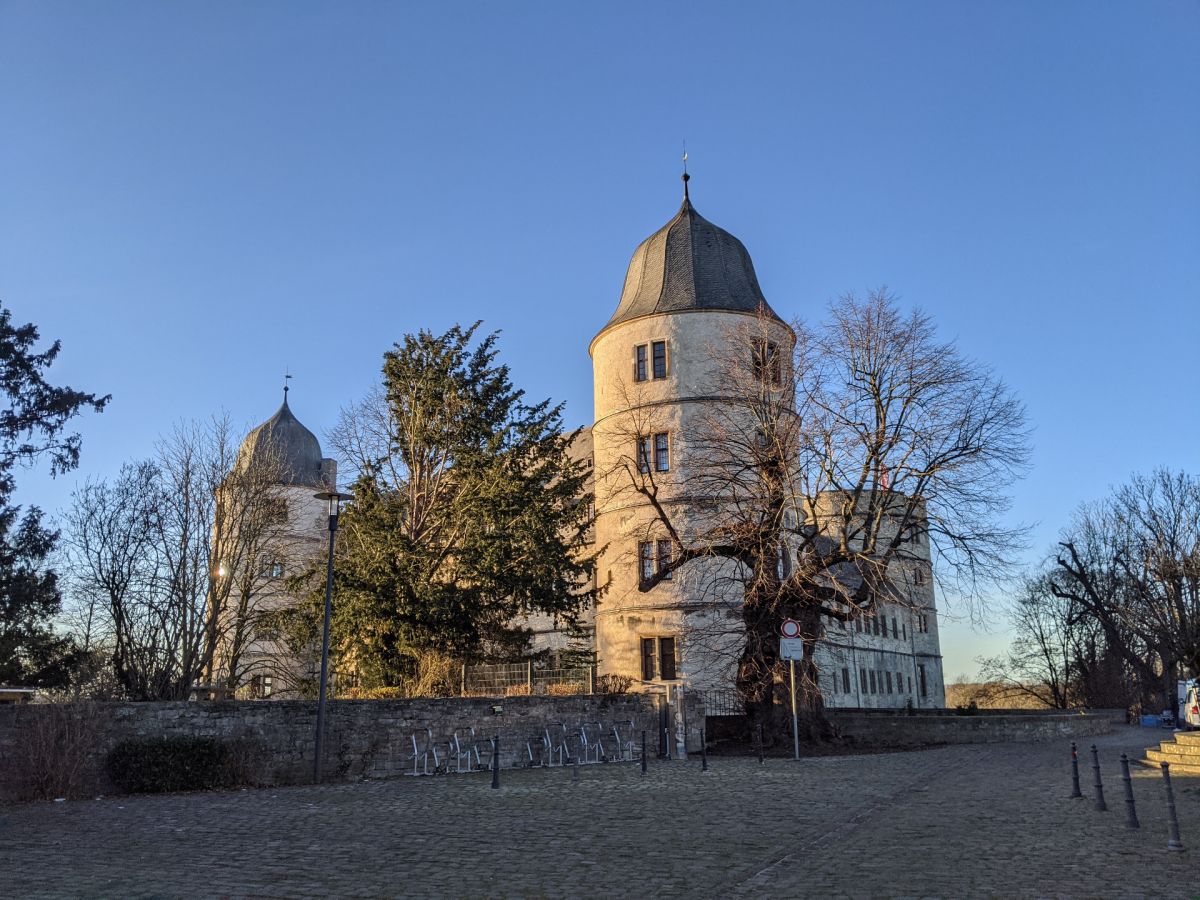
(3, 1), (1198, 679)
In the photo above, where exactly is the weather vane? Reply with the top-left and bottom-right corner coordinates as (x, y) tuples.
(682, 140), (690, 200)
(284, 370), (292, 400)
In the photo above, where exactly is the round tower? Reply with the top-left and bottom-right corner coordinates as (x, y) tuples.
(589, 177), (794, 688)
(216, 388), (338, 698)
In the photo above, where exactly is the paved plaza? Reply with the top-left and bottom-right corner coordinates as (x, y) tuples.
(1, 726), (1197, 898)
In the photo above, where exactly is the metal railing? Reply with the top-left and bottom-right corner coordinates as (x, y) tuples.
(460, 662), (593, 697)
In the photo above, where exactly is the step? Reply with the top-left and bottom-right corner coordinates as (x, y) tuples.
(1171, 729), (1200, 746)
(1137, 757), (1200, 775)
(1159, 740), (1200, 756)
(1145, 747), (1200, 766)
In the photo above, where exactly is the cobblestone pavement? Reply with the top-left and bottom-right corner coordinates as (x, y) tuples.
(2, 726), (1197, 898)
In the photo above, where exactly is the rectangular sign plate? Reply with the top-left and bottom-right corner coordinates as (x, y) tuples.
(779, 637), (804, 661)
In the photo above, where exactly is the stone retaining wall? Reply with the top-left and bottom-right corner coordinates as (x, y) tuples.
(828, 708), (1117, 744)
(0, 694), (664, 802)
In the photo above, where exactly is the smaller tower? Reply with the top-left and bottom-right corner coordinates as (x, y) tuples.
(212, 388), (337, 698)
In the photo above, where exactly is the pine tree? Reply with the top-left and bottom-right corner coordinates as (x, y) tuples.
(282, 323), (596, 689)
(0, 307), (107, 688)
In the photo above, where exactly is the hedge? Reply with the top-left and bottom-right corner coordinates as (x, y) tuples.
(106, 736), (243, 794)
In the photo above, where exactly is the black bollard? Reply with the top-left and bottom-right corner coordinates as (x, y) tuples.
(1070, 742), (1083, 799)
(491, 734), (500, 790)
(1120, 754), (1139, 829)
(664, 726), (672, 761)
(641, 730), (647, 777)
(1161, 762), (1185, 851)
(701, 728), (708, 772)
(1090, 744), (1107, 811)
(757, 724), (764, 765)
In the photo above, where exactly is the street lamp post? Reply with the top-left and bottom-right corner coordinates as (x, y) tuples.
(313, 490), (351, 784)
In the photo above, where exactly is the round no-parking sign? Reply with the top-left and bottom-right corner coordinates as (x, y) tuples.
(779, 618), (801, 638)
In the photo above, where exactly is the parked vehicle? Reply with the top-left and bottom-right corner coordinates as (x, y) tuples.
(1179, 680), (1200, 729)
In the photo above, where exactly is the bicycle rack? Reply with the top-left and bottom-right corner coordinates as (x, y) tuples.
(578, 722), (606, 763)
(611, 720), (635, 761)
(408, 727), (440, 776)
(448, 728), (483, 774)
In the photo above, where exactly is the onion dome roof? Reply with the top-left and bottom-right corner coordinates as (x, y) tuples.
(603, 175), (782, 332)
(238, 392), (324, 487)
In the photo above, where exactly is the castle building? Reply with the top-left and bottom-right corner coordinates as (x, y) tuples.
(580, 177), (946, 708)
(228, 178), (945, 709)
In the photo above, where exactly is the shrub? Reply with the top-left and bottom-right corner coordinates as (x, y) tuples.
(13, 702), (103, 801)
(547, 681), (585, 696)
(596, 674), (633, 695)
(341, 685), (406, 700)
(106, 736), (250, 794)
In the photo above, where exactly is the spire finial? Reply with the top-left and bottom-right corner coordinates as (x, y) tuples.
(283, 370), (292, 404)
(681, 142), (690, 201)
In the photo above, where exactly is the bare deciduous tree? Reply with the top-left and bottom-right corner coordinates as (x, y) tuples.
(601, 291), (1030, 737)
(62, 416), (289, 699)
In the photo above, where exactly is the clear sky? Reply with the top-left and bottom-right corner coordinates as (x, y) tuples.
(3, 1), (1198, 680)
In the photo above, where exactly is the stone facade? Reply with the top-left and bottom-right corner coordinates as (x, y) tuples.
(583, 188), (946, 707)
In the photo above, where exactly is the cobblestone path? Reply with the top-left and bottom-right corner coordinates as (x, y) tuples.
(1, 726), (1195, 898)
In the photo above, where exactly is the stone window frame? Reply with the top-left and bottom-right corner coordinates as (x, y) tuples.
(639, 634), (679, 681)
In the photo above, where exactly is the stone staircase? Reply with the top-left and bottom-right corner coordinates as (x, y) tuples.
(1141, 729), (1200, 774)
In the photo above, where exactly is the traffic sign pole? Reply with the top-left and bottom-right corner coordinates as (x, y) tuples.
(789, 658), (800, 760)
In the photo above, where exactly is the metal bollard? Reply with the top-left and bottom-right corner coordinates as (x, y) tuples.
(701, 728), (708, 772)
(572, 756), (579, 782)
(664, 726), (672, 761)
(757, 724), (764, 765)
(1090, 744), (1107, 811)
(641, 730), (647, 777)
(1161, 762), (1185, 851)
(1070, 742), (1083, 798)
(491, 735), (500, 790)
(1120, 754), (1139, 829)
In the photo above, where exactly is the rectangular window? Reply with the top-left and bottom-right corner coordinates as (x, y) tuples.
(891, 617), (898, 639)
(860, 668), (868, 693)
(260, 559), (284, 579)
(656, 539), (672, 580)
(914, 568), (926, 587)
(842, 668), (851, 693)
(917, 612), (930, 634)
(639, 541), (655, 584)
(871, 615), (880, 637)
(634, 345), (648, 382)
(869, 670), (877, 694)
(830, 670), (838, 694)
(885, 671), (893, 694)
(653, 432), (670, 472)
(897, 671), (905, 694)
(752, 339), (782, 385)
(918, 664), (928, 698)
(902, 622), (907, 641)
(641, 637), (656, 680)
(637, 436), (652, 474)
(855, 618), (863, 633)
(658, 637), (677, 680)
(651, 340), (668, 379)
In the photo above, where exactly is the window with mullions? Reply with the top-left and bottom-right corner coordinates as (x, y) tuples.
(656, 539), (673, 580)
(634, 345), (648, 382)
(653, 433), (669, 471)
(637, 436), (652, 473)
(640, 635), (678, 680)
(651, 341), (668, 379)
(752, 339), (782, 385)
(639, 542), (655, 584)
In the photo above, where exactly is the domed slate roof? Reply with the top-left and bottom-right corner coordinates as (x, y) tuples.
(603, 177), (783, 332)
(238, 393), (324, 487)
